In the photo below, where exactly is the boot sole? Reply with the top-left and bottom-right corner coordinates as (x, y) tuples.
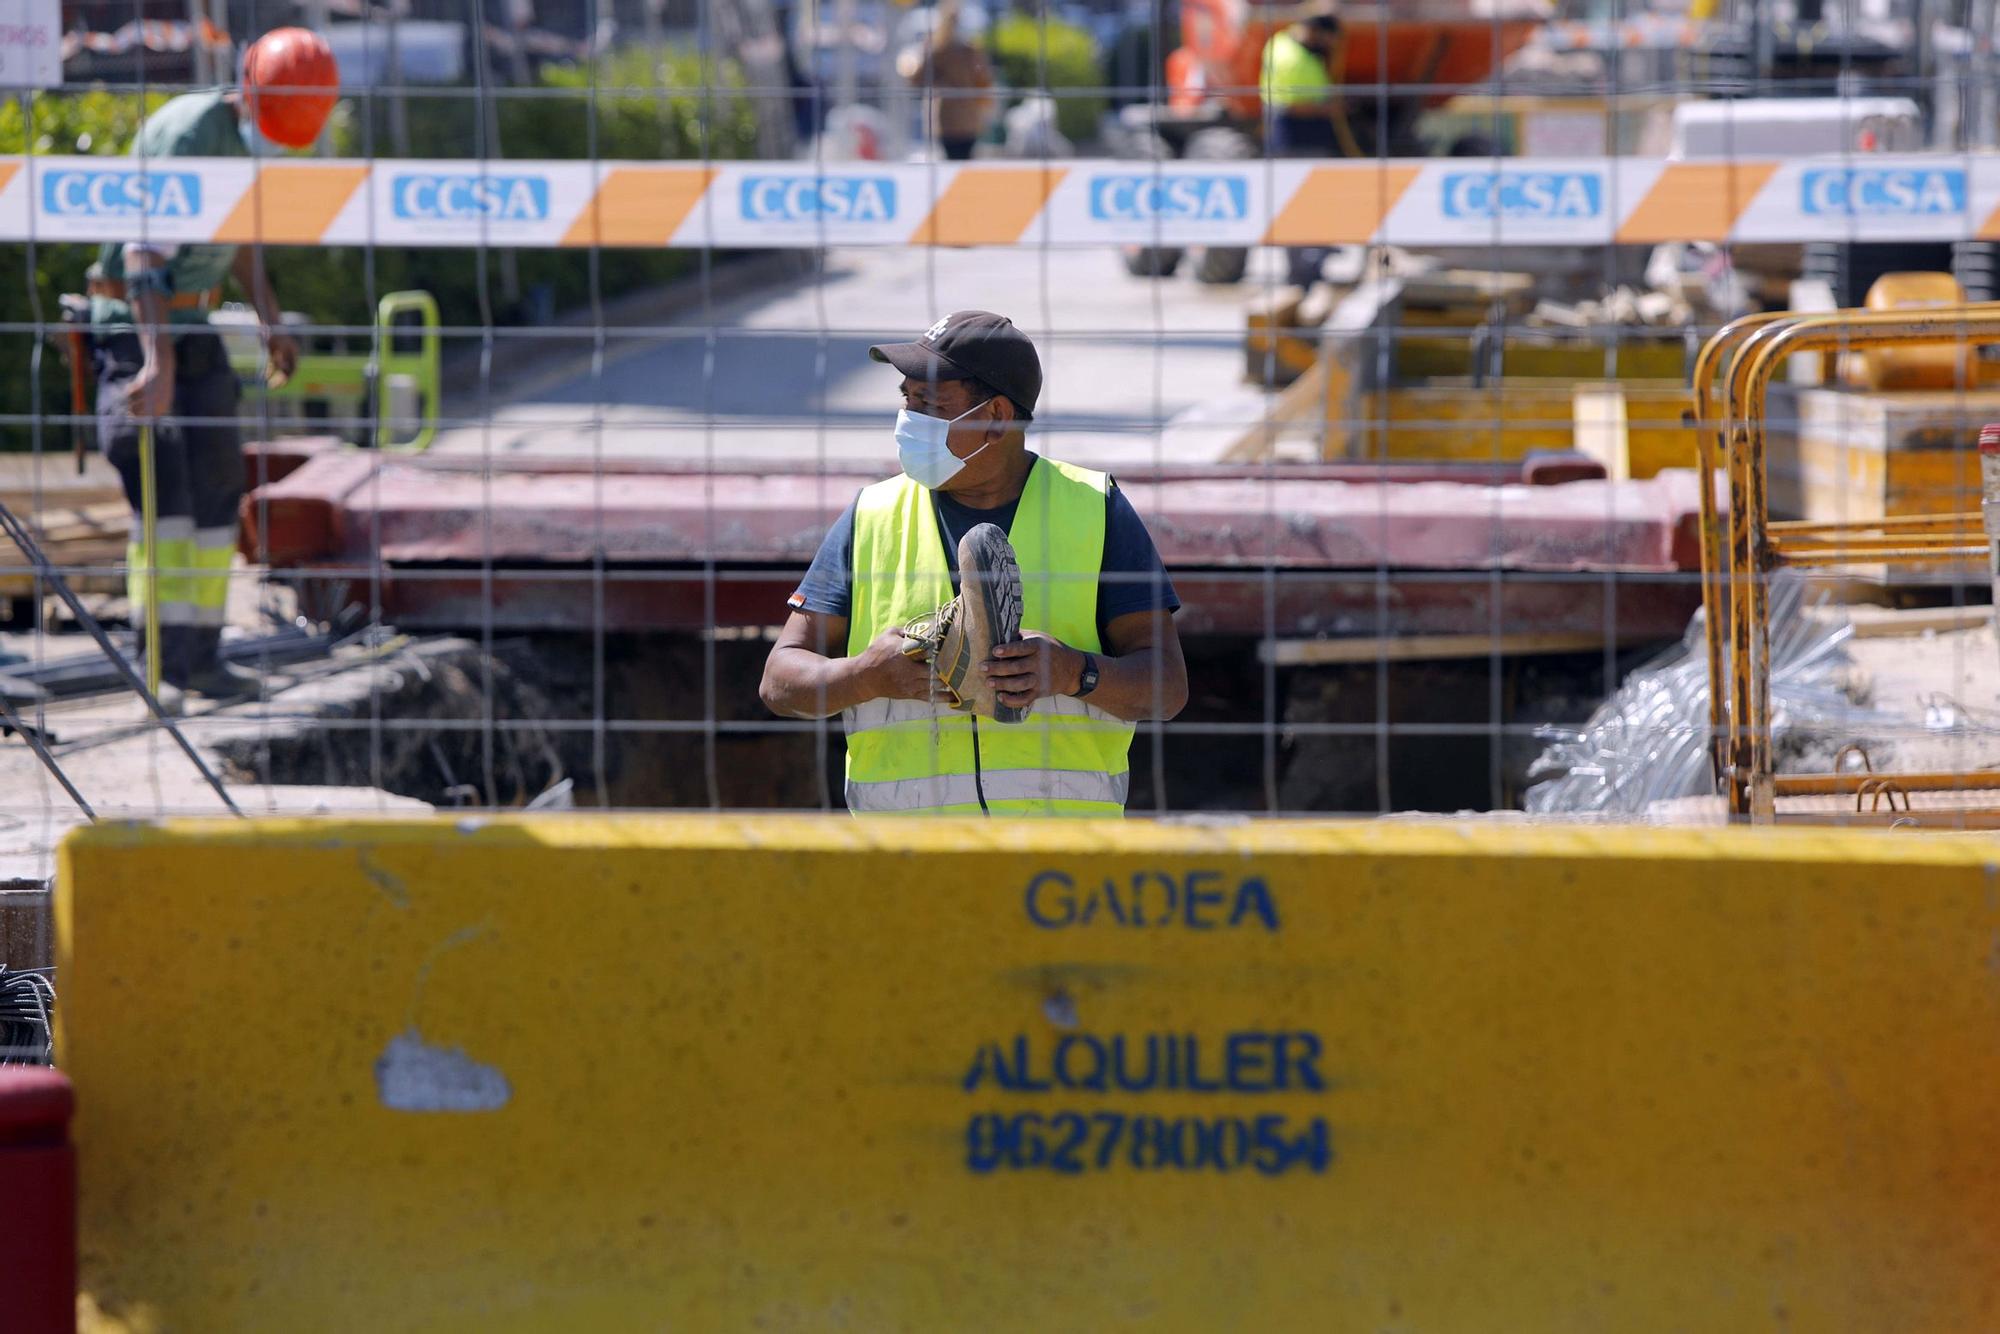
(957, 522), (1026, 724)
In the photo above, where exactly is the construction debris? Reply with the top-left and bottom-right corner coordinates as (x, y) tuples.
(1523, 576), (1875, 815)
(0, 966), (55, 1064)
(1397, 266), (1538, 318)
(1529, 286), (1693, 330)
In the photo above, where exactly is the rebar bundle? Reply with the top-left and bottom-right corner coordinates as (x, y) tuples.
(0, 966), (56, 1065)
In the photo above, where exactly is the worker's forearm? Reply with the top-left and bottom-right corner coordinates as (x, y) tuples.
(230, 250), (283, 324)
(1082, 646), (1186, 723)
(249, 280), (283, 326)
(123, 249), (175, 373)
(762, 646), (879, 719)
(133, 291), (173, 375)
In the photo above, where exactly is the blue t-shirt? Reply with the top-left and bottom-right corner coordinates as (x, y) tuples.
(789, 459), (1180, 638)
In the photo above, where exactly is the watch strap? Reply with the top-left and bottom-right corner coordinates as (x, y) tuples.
(1072, 652), (1100, 698)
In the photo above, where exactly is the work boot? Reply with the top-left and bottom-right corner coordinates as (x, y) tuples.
(899, 522), (1025, 724)
(148, 679), (187, 718)
(132, 631), (186, 717)
(177, 626), (261, 702)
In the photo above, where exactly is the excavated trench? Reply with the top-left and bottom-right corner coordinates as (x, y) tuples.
(219, 631), (1668, 814)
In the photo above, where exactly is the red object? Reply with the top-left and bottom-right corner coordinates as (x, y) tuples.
(0, 1066), (76, 1334)
(1168, 0), (1541, 120)
(242, 27), (339, 149)
(1521, 451), (1610, 487)
(244, 454), (1699, 571)
(244, 435), (347, 489)
(241, 454), (1705, 641)
(1978, 423), (2000, 454)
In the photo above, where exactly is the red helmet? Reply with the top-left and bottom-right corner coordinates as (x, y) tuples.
(242, 28), (339, 149)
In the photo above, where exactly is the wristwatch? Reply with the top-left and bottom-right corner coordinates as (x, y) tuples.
(1071, 652), (1100, 698)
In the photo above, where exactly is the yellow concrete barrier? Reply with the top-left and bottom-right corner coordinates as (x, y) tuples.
(58, 818), (2000, 1332)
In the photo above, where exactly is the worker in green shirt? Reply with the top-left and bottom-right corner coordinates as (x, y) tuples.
(88, 27), (336, 709)
(1260, 2), (1345, 287)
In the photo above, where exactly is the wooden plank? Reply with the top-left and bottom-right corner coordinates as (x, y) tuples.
(1258, 631), (1615, 666)
(0, 453), (126, 511)
(0, 572), (122, 597)
(1220, 357), (1330, 464)
(1840, 604), (1994, 638)
(20, 501), (130, 542)
(1573, 384), (1632, 482)
(0, 496), (131, 594)
(0, 502), (129, 563)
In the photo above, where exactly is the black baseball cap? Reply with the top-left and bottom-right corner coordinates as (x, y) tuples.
(870, 311), (1042, 421)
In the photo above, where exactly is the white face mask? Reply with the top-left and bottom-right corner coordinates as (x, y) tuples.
(895, 400), (992, 489)
(239, 117), (284, 156)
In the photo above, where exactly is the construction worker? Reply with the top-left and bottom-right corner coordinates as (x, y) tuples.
(760, 311), (1189, 816)
(87, 27), (337, 708)
(1261, 1), (1346, 286)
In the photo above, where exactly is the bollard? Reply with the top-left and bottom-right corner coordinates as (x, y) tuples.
(0, 1066), (76, 1334)
(137, 423), (160, 697)
(1982, 424), (2000, 636)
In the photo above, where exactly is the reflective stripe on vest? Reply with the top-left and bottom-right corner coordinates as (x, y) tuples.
(842, 458), (1135, 817)
(844, 692), (1128, 736)
(847, 768), (1130, 815)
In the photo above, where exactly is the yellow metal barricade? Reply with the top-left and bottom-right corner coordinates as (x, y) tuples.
(1694, 304), (2000, 819)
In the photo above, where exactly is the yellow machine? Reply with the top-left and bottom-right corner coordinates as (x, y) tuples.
(1245, 269), (2000, 499)
(1241, 274), (1701, 474)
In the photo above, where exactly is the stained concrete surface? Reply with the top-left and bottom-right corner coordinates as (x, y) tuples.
(0, 630), (445, 887)
(1835, 616), (2000, 776)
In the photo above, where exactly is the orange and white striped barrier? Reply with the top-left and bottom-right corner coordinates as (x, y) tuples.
(7, 153), (2000, 248)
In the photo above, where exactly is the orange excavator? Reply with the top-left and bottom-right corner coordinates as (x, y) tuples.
(1117, 0), (1548, 282)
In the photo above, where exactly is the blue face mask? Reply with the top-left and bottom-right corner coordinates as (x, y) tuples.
(895, 400), (992, 489)
(239, 117), (284, 156)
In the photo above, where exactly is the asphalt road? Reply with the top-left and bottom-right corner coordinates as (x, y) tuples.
(430, 244), (1280, 470)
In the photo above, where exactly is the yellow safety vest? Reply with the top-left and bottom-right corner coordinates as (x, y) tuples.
(844, 458), (1135, 817)
(1260, 29), (1332, 111)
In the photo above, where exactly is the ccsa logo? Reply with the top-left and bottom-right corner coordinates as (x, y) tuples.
(391, 174), (550, 222)
(1441, 171), (1602, 220)
(42, 169), (202, 218)
(1801, 167), (1965, 216)
(1088, 174), (1248, 222)
(740, 175), (897, 222)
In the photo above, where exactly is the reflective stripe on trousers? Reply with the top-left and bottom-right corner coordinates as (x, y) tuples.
(125, 524), (233, 626)
(845, 767), (1130, 814)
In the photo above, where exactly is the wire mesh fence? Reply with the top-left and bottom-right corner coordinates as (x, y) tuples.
(3, 0), (2000, 854)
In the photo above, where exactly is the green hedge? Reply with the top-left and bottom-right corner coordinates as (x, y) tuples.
(0, 49), (758, 451)
(988, 13), (1106, 146)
